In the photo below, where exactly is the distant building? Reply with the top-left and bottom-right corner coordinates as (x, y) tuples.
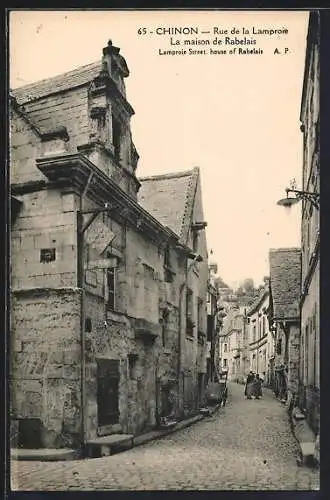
(298, 11), (320, 436)
(206, 262), (220, 384)
(246, 288), (271, 383)
(219, 306), (247, 382)
(269, 248), (301, 408)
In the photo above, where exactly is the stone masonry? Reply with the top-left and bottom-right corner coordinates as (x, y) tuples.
(10, 40), (209, 448)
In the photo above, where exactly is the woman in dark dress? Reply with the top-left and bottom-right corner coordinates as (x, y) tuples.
(245, 371), (255, 399)
(253, 373), (263, 399)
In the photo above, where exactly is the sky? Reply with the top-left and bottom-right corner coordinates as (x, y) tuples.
(9, 10), (309, 288)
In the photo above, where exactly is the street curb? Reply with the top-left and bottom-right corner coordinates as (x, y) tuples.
(133, 414), (205, 448)
(289, 408), (319, 469)
(11, 413), (207, 462)
(11, 448), (81, 462)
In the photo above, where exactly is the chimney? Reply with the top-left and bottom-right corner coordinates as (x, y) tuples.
(102, 39), (129, 79)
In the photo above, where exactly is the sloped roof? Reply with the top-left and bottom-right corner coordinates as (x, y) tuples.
(246, 288), (269, 316)
(138, 168), (199, 241)
(11, 61), (102, 104)
(269, 248), (301, 320)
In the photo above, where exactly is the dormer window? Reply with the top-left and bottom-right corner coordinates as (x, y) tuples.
(190, 221), (207, 252)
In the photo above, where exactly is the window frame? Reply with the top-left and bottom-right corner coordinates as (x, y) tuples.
(106, 266), (116, 311)
(186, 288), (194, 337)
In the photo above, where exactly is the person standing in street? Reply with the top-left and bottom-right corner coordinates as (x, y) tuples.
(245, 371), (255, 399)
(253, 373), (263, 399)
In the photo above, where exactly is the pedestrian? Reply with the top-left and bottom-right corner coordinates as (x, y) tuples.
(222, 383), (228, 407)
(253, 373), (263, 399)
(245, 371), (254, 399)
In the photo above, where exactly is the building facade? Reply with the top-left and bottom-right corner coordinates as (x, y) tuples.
(246, 289), (271, 382)
(206, 262), (220, 385)
(269, 248), (301, 408)
(138, 169), (209, 416)
(298, 11), (320, 436)
(219, 305), (247, 382)
(10, 40), (209, 449)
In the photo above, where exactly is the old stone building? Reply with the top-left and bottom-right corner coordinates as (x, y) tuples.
(10, 40), (209, 450)
(268, 248), (301, 409)
(246, 289), (270, 382)
(220, 306), (247, 382)
(298, 11), (320, 436)
(205, 261), (221, 385)
(138, 169), (209, 415)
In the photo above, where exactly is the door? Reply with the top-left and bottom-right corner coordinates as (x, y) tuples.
(97, 359), (120, 427)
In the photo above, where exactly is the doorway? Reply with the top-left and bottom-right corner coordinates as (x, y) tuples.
(97, 359), (120, 427)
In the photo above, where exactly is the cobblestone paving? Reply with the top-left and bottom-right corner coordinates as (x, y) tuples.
(11, 383), (320, 491)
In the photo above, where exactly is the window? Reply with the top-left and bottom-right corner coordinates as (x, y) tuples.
(40, 248), (56, 263)
(224, 343), (228, 353)
(161, 310), (169, 348)
(223, 358), (227, 367)
(164, 246), (170, 268)
(186, 289), (194, 336)
(207, 316), (213, 341)
(112, 115), (121, 161)
(107, 267), (116, 311)
(85, 317), (92, 333)
(164, 246), (175, 282)
(276, 338), (282, 355)
(252, 325), (256, 343)
(197, 298), (203, 333)
(128, 354), (138, 379)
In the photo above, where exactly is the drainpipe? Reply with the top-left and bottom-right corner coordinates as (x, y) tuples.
(76, 173), (94, 451)
(177, 253), (202, 417)
(76, 172), (113, 451)
(76, 206), (86, 451)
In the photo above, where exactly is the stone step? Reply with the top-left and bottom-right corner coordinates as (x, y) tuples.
(11, 448), (79, 462)
(86, 434), (134, 458)
(292, 407), (305, 421)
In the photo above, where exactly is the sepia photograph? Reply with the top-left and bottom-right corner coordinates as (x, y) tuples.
(8, 9), (320, 491)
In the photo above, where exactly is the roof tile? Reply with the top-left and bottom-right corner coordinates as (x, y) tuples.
(138, 170), (197, 239)
(12, 61), (102, 104)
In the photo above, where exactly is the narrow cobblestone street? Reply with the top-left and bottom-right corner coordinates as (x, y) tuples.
(11, 383), (319, 491)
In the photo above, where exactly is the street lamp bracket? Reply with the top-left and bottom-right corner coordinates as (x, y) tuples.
(277, 188), (319, 211)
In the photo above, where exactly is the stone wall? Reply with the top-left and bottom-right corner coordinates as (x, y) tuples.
(10, 60), (209, 443)
(11, 288), (81, 448)
(81, 220), (184, 438)
(181, 177), (209, 411)
(287, 323), (300, 398)
(300, 260), (320, 433)
(11, 189), (77, 290)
